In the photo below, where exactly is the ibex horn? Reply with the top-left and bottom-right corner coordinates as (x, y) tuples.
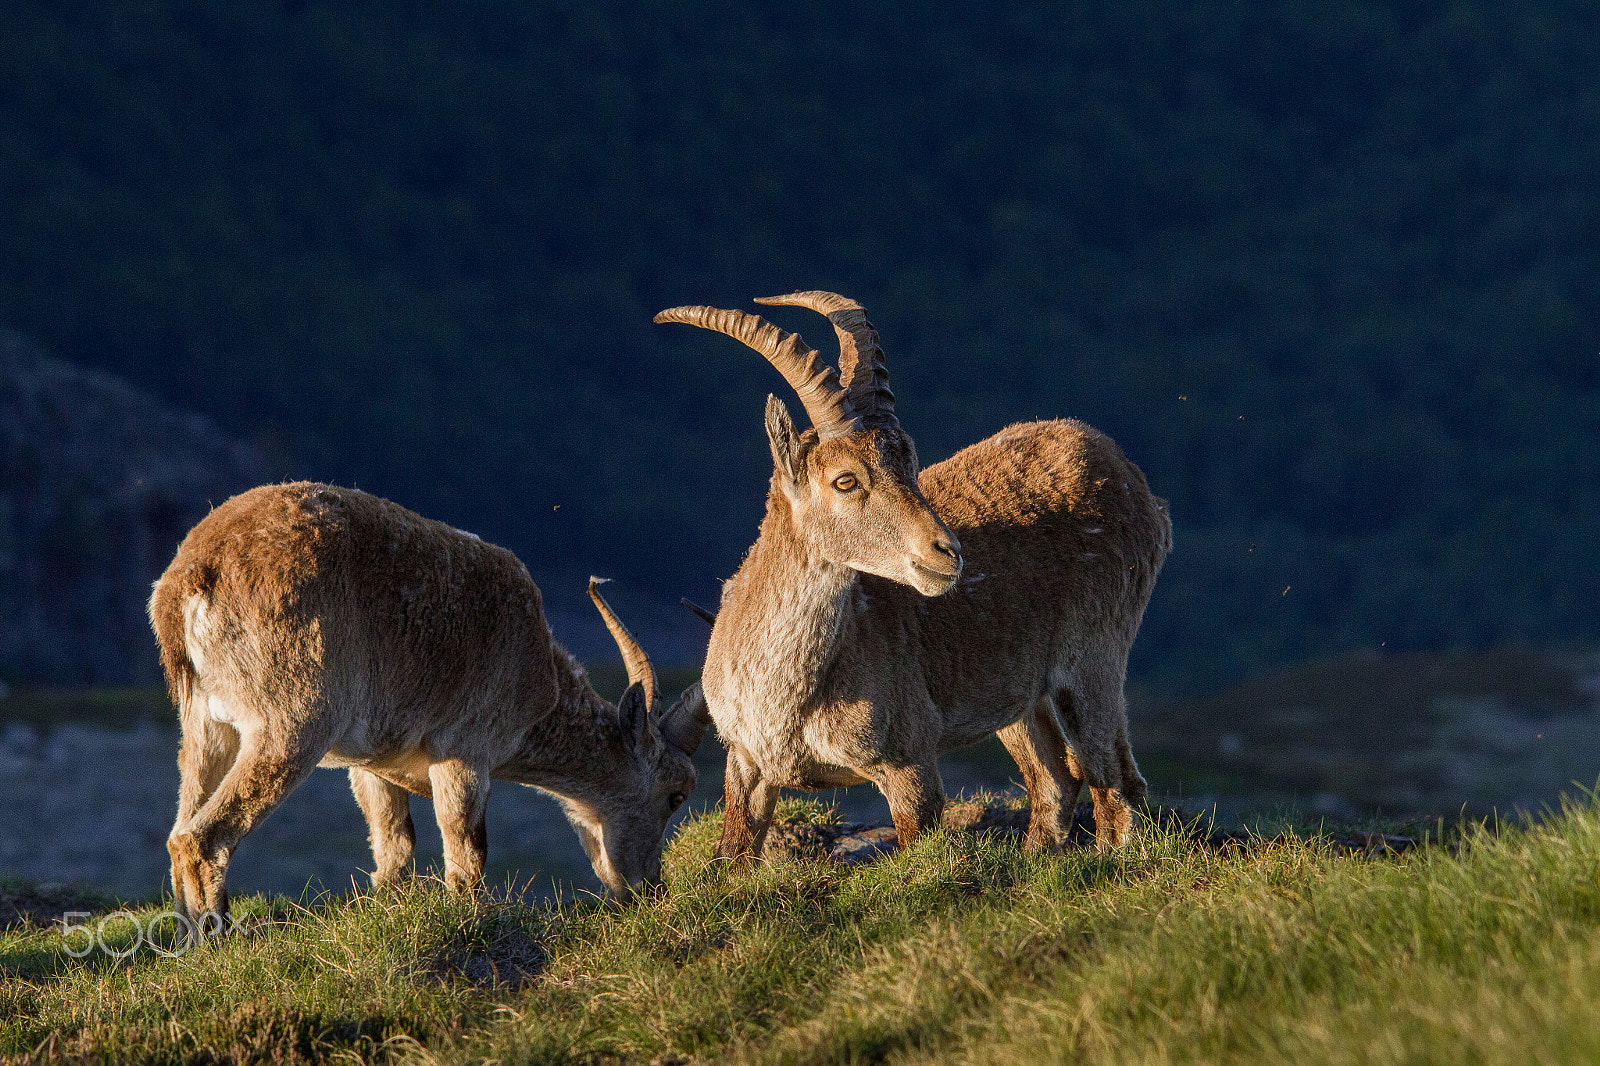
(680, 597), (717, 627)
(657, 680), (713, 757)
(755, 292), (897, 430)
(654, 304), (862, 439)
(587, 577), (659, 710)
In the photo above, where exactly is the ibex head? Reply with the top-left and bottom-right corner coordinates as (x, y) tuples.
(656, 292), (962, 596)
(578, 580), (712, 894)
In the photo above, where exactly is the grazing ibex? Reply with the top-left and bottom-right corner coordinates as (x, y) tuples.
(656, 293), (1170, 860)
(148, 482), (709, 932)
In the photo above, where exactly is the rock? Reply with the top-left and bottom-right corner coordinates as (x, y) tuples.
(940, 800), (1033, 835)
(0, 330), (268, 684)
(830, 827), (899, 865)
(764, 802), (1041, 863)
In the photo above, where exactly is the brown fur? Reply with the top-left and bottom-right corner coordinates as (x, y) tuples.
(678, 305), (1171, 862)
(149, 482), (700, 931)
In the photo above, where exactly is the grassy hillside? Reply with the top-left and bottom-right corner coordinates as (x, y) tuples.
(2, 1), (1598, 688)
(4, 797), (1600, 1064)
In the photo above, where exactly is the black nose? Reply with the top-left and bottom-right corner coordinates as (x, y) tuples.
(933, 535), (962, 568)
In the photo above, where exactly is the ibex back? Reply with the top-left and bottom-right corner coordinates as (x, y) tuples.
(148, 482), (710, 932)
(657, 293), (1170, 860)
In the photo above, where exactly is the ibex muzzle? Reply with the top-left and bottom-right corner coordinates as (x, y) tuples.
(762, 394), (963, 596)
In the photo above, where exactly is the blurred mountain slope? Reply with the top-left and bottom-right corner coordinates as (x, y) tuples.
(1, 1), (1597, 686)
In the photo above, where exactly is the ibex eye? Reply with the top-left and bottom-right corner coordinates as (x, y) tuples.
(832, 473), (858, 493)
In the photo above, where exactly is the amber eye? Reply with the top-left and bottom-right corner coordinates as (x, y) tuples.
(832, 473), (858, 493)
(668, 792), (687, 810)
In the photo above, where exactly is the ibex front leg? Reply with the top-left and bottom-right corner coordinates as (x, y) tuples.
(428, 759), (490, 892)
(715, 746), (778, 865)
(878, 760), (946, 849)
(349, 769), (417, 887)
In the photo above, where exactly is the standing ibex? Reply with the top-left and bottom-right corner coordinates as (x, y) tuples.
(148, 482), (709, 932)
(657, 293), (1170, 860)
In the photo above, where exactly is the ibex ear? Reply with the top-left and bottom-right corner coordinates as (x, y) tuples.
(618, 681), (650, 753)
(765, 394), (807, 490)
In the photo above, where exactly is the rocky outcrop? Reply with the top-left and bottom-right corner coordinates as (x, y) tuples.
(0, 332), (268, 683)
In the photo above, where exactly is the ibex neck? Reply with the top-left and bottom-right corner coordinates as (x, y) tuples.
(707, 494), (858, 713)
(504, 645), (626, 791)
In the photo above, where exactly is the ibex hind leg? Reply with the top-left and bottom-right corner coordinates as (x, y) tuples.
(1055, 676), (1147, 850)
(168, 713), (332, 933)
(998, 695), (1085, 853)
(168, 710), (240, 921)
(350, 768), (417, 887)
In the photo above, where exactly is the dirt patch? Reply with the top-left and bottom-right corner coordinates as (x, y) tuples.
(432, 930), (546, 989)
(0, 881), (116, 930)
(422, 909), (547, 989)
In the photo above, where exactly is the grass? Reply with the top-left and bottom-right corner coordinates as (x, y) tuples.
(3, 796), (1600, 1065)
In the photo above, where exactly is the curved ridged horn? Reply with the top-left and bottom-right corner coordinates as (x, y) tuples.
(654, 304), (861, 439)
(755, 291), (897, 430)
(657, 680), (714, 757)
(680, 597), (717, 627)
(587, 577), (658, 709)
